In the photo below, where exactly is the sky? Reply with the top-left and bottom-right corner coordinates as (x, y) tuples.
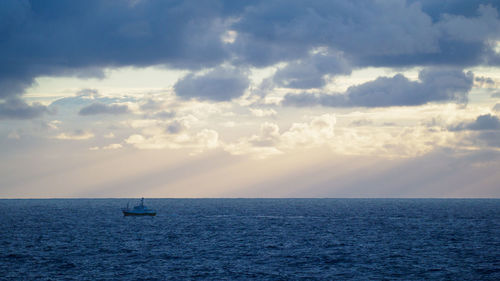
(1, 0), (500, 198)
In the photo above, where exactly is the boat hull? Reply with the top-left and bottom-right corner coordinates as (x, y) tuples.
(122, 211), (156, 216)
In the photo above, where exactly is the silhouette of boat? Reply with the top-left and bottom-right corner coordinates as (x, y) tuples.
(122, 198), (156, 216)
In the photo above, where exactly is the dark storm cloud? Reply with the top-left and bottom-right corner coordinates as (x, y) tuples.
(1, 0), (499, 111)
(0, 0), (236, 99)
(231, 1), (500, 68)
(174, 67), (250, 101)
(449, 114), (500, 131)
(410, 0), (500, 20)
(0, 77), (35, 99)
(283, 68), (473, 107)
(78, 103), (130, 116)
(273, 52), (351, 89)
(232, 0), (436, 66)
(0, 98), (50, 120)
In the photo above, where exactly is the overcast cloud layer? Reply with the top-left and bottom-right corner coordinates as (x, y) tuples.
(1, 0), (499, 110)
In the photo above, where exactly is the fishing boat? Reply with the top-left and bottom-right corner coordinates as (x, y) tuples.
(122, 197), (156, 216)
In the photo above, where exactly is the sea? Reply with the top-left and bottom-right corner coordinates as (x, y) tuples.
(0, 199), (499, 280)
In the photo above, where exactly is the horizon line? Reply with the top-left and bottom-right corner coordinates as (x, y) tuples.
(1, 197), (498, 200)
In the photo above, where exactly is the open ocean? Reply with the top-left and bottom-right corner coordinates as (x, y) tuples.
(0, 199), (499, 280)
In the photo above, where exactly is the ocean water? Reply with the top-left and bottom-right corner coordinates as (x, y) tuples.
(0, 199), (499, 280)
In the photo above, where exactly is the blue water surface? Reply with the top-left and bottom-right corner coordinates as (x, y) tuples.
(0, 199), (499, 280)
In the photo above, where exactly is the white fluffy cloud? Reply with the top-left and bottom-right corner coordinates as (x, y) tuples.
(225, 114), (336, 158)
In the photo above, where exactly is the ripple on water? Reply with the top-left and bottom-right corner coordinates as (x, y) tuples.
(0, 199), (499, 280)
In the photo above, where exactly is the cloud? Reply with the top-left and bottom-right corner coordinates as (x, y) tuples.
(139, 98), (167, 112)
(76, 89), (100, 99)
(174, 67), (250, 101)
(0, 77), (35, 99)
(476, 131), (500, 147)
(248, 122), (281, 147)
(280, 114), (336, 148)
(283, 68), (473, 107)
(350, 119), (373, 127)
(54, 130), (94, 140)
(79, 103), (130, 116)
(146, 110), (176, 120)
(125, 128), (219, 152)
(249, 108), (277, 118)
(494, 103), (500, 112)
(475, 76), (495, 86)
(447, 113), (500, 148)
(44, 120), (61, 130)
(166, 120), (186, 134)
(467, 114), (500, 130)
(225, 114), (336, 158)
(137, 98), (177, 120)
(232, 0), (437, 67)
(1, 0), (499, 120)
(232, 1), (500, 68)
(225, 113), (461, 159)
(413, 0), (498, 20)
(0, 98), (50, 120)
(272, 50), (351, 89)
(50, 89), (135, 117)
(102, 143), (123, 150)
(450, 114), (500, 131)
(0, 0), (234, 100)
(104, 132), (115, 139)
(437, 4), (500, 43)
